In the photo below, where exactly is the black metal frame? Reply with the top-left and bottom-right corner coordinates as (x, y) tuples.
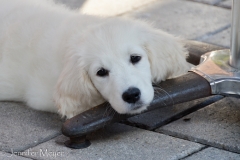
(62, 40), (225, 149)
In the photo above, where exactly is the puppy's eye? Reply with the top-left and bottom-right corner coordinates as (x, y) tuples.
(97, 68), (109, 77)
(130, 55), (141, 64)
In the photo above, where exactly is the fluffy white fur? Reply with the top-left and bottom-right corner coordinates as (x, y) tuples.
(0, 0), (190, 118)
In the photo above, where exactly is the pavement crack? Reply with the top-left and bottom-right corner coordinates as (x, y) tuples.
(184, 0), (230, 9)
(195, 24), (231, 41)
(179, 146), (209, 160)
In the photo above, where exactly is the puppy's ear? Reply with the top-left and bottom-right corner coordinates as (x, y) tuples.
(54, 54), (103, 119)
(144, 29), (190, 83)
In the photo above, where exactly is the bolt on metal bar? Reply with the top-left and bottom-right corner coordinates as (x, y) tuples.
(230, 0), (240, 69)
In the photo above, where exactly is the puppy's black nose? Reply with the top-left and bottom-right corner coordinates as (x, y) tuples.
(122, 87), (141, 103)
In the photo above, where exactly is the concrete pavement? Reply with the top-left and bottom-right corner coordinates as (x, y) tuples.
(1, 0), (239, 159)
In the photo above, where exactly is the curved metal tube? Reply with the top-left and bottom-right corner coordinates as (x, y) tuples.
(192, 50), (240, 95)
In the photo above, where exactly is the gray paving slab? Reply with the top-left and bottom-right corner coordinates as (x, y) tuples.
(54, 0), (85, 9)
(183, 147), (240, 160)
(24, 123), (205, 160)
(126, 96), (223, 130)
(0, 102), (63, 153)
(204, 27), (230, 47)
(218, 0), (232, 9)
(186, 0), (223, 5)
(156, 97), (240, 153)
(55, 0), (157, 16)
(0, 151), (31, 160)
(123, 0), (230, 40)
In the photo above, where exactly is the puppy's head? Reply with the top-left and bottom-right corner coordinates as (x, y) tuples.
(55, 18), (189, 117)
(85, 25), (154, 114)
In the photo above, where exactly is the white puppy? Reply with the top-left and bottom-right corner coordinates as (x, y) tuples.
(0, 0), (190, 118)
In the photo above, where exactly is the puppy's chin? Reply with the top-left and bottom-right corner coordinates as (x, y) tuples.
(126, 104), (149, 115)
(112, 103), (149, 115)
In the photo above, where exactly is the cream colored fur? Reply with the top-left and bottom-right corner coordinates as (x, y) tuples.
(0, 0), (190, 118)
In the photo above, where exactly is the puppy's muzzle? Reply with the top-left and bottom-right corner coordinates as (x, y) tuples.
(122, 87), (141, 104)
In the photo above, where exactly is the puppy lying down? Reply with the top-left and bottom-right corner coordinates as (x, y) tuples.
(0, 0), (190, 119)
